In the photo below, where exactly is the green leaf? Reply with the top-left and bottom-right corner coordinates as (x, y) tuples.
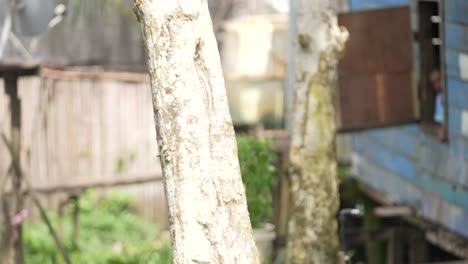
(237, 135), (278, 228)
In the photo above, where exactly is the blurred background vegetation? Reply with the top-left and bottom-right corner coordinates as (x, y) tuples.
(24, 191), (171, 264)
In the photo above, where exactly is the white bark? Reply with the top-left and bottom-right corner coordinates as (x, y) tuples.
(134, 1), (259, 263)
(287, 0), (348, 263)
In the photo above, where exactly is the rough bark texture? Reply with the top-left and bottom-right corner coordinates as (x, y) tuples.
(134, 1), (259, 263)
(287, 0), (348, 263)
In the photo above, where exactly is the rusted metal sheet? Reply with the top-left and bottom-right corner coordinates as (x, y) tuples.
(337, 6), (418, 131)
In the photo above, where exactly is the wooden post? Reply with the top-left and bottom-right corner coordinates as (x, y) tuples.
(363, 198), (385, 264)
(57, 194), (80, 250)
(4, 74), (23, 264)
(285, 0), (298, 130)
(57, 198), (67, 242)
(274, 159), (290, 238)
(1, 196), (13, 264)
(409, 228), (427, 264)
(272, 150), (290, 262)
(71, 196), (79, 249)
(386, 228), (404, 264)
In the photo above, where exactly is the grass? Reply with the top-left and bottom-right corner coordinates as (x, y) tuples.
(24, 190), (171, 264)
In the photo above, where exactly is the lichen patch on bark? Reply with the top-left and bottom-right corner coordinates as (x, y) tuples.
(287, 0), (348, 263)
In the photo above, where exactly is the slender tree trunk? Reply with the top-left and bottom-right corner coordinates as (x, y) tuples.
(287, 0), (348, 263)
(134, 1), (259, 263)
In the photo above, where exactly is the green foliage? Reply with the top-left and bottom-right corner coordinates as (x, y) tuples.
(24, 136), (278, 263)
(237, 135), (278, 229)
(65, 0), (138, 23)
(115, 149), (137, 173)
(24, 191), (171, 264)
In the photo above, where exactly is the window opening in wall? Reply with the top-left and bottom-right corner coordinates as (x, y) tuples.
(417, 0), (447, 143)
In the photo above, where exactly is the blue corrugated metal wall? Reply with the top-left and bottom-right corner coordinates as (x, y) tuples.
(350, 0), (408, 10)
(445, 0), (468, 162)
(349, 0), (468, 239)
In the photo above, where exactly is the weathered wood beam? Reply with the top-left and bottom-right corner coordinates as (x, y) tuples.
(4, 73), (24, 264)
(40, 67), (149, 82)
(0, 64), (38, 77)
(359, 183), (468, 259)
(3, 173), (162, 196)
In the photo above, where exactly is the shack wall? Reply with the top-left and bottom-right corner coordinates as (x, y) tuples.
(348, 0), (468, 239)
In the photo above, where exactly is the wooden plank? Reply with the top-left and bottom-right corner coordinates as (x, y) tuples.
(424, 260), (468, 264)
(448, 107), (464, 134)
(337, 6), (417, 131)
(272, 150), (289, 248)
(355, 154), (465, 232)
(417, 135), (448, 174)
(3, 74), (24, 264)
(366, 127), (420, 161)
(336, 134), (353, 164)
(349, 0), (409, 11)
(352, 152), (424, 207)
(358, 182), (468, 260)
(353, 134), (468, 208)
(445, 22), (468, 53)
(354, 128), (468, 187)
(0, 63), (39, 77)
(400, 124), (420, 135)
(373, 206), (412, 217)
(447, 78), (468, 109)
(353, 153), (468, 241)
(445, 48), (468, 82)
(446, 49), (461, 79)
(445, 0), (468, 25)
(4, 173), (163, 195)
(40, 67), (149, 83)
(448, 133), (468, 163)
(353, 134), (418, 182)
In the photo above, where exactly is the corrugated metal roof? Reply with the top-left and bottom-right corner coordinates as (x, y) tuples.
(0, 0), (145, 68)
(0, 0), (289, 68)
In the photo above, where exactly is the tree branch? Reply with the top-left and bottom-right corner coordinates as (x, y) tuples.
(1, 132), (72, 264)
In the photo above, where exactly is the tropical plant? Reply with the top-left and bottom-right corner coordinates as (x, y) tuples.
(237, 135), (278, 229)
(24, 190), (171, 264)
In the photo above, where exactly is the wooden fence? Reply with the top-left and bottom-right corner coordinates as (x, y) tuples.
(0, 67), (169, 228)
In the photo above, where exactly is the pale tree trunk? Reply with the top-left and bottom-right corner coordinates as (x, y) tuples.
(287, 0), (348, 263)
(133, 1), (259, 263)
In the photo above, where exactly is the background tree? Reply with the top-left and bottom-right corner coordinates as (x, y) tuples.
(287, 0), (348, 263)
(133, 0), (259, 263)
